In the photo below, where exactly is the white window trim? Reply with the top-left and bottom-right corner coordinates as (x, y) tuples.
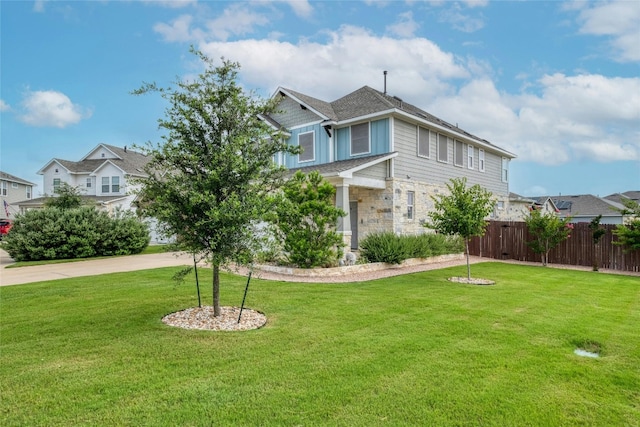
(437, 133), (449, 163)
(407, 191), (415, 220)
(297, 131), (315, 163)
(11, 182), (18, 189)
(502, 157), (509, 183)
(26, 186), (32, 199)
(111, 176), (120, 193)
(467, 145), (474, 170)
(417, 126), (430, 159)
(350, 122), (371, 156)
(102, 177), (110, 193)
(454, 140), (464, 167)
(479, 149), (485, 172)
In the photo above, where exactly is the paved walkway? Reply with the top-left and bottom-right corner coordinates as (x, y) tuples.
(0, 249), (193, 286)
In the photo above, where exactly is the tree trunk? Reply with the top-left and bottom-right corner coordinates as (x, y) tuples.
(212, 263), (221, 317)
(465, 237), (471, 280)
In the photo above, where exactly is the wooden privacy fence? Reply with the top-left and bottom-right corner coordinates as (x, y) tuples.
(468, 221), (640, 272)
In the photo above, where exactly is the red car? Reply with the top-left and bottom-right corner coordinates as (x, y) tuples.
(0, 219), (12, 239)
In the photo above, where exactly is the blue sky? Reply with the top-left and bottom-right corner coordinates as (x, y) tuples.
(1, 0), (639, 198)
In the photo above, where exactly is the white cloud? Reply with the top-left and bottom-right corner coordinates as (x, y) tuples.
(575, 0), (640, 62)
(0, 100), (10, 112)
(142, 0), (197, 8)
(154, 5), (270, 42)
(429, 73), (640, 165)
(198, 25), (468, 100)
(33, 1), (45, 12)
(282, 0), (313, 18)
(386, 11), (420, 38)
(439, 4), (485, 32)
(19, 90), (91, 128)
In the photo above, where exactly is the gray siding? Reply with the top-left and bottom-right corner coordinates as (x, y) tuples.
(272, 97), (323, 129)
(392, 118), (509, 196)
(353, 162), (388, 180)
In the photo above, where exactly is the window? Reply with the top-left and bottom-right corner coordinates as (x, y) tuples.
(1, 182), (7, 196)
(467, 145), (474, 169)
(417, 127), (430, 158)
(53, 178), (61, 193)
(102, 177), (109, 193)
(407, 191), (415, 220)
(351, 122), (370, 155)
(86, 178), (92, 188)
(112, 176), (120, 193)
(437, 134), (449, 163)
(454, 140), (464, 166)
(298, 131), (315, 162)
(496, 201), (504, 210)
(502, 157), (509, 182)
(479, 149), (485, 172)
(26, 186), (31, 199)
(11, 183), (18, 189)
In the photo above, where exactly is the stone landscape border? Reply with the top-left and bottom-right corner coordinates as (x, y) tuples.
(254, 253), (465, 278)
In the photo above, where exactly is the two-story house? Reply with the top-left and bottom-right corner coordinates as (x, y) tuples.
(0, 171), (36, 219)
(267, 86), (517, 249)
(19, 144), (149, 214)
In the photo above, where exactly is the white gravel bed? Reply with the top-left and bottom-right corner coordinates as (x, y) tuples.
(162, 306), (267, 331)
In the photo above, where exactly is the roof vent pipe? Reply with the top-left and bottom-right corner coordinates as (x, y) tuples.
(383, 70), (387, 95)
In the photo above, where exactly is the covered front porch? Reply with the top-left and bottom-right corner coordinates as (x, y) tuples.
(289, 152), (398, 250)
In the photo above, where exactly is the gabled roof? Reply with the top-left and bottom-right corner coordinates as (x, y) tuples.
(548, 194), (624, 218)
(605, 191), (640, 205)
(273, 86), (515, 158)
(0, 171), (35, 186)
(38, 144), (149, 177)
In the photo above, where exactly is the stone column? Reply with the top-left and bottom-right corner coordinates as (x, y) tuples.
(335, 183), (352, 248)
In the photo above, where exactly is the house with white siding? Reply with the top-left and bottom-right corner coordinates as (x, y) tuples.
(267, 86), (517, 249)
(1, 171), (36, 219)
(19, 144), (149, 215)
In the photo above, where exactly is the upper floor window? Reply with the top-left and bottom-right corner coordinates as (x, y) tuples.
(102, 177), (109, 193)
(351, 122), (370, 155)
(467, 145), (474, 169)
(1, 182), (7, 196)
(417, 127), (430, 158)
(298, 131), (315, 163)
(86, 178), (92, 188)
(454, 140), (464, 167)
(26, 186), (32, 199)
(11, 183), (18, 189)
(479, 149), (485, 172)
(112, 176), (120, 193)
(53, 178), (61, 193)
(502, 157), (509, 183)
(437, 134), (449, 163)
(407, 191), (415, 220)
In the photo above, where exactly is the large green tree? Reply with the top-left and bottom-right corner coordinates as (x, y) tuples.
(426, 177), (494, 279)
(525, 209), (573, 266)
(272, 171), (345, 268)
(133, 48), (298, 317)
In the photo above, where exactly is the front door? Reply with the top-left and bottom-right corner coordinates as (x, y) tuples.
(349, 201), (358, 250)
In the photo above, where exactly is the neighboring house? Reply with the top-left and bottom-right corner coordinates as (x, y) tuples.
(0, 171), (36, 219)
(605, 191), (640, 207)
(19, 144), (149, 214)
(509, 193), (559, 220)
(266, 86), (517, 249)
(547, 194), (627, 224)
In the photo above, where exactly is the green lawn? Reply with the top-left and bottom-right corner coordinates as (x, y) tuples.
(1, 263), (638, 426)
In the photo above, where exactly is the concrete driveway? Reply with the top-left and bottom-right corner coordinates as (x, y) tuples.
(0, 249), (193, 286)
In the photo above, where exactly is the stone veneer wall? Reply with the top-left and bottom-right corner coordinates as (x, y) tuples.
(348, 177), (517, 247)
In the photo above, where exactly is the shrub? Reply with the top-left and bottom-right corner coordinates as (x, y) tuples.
(359, 232), (463, 264)
(4, 207), (149, 262)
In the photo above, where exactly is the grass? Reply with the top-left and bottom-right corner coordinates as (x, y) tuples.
(4, 244), (171, 268)
(1, 263), (639, 426)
